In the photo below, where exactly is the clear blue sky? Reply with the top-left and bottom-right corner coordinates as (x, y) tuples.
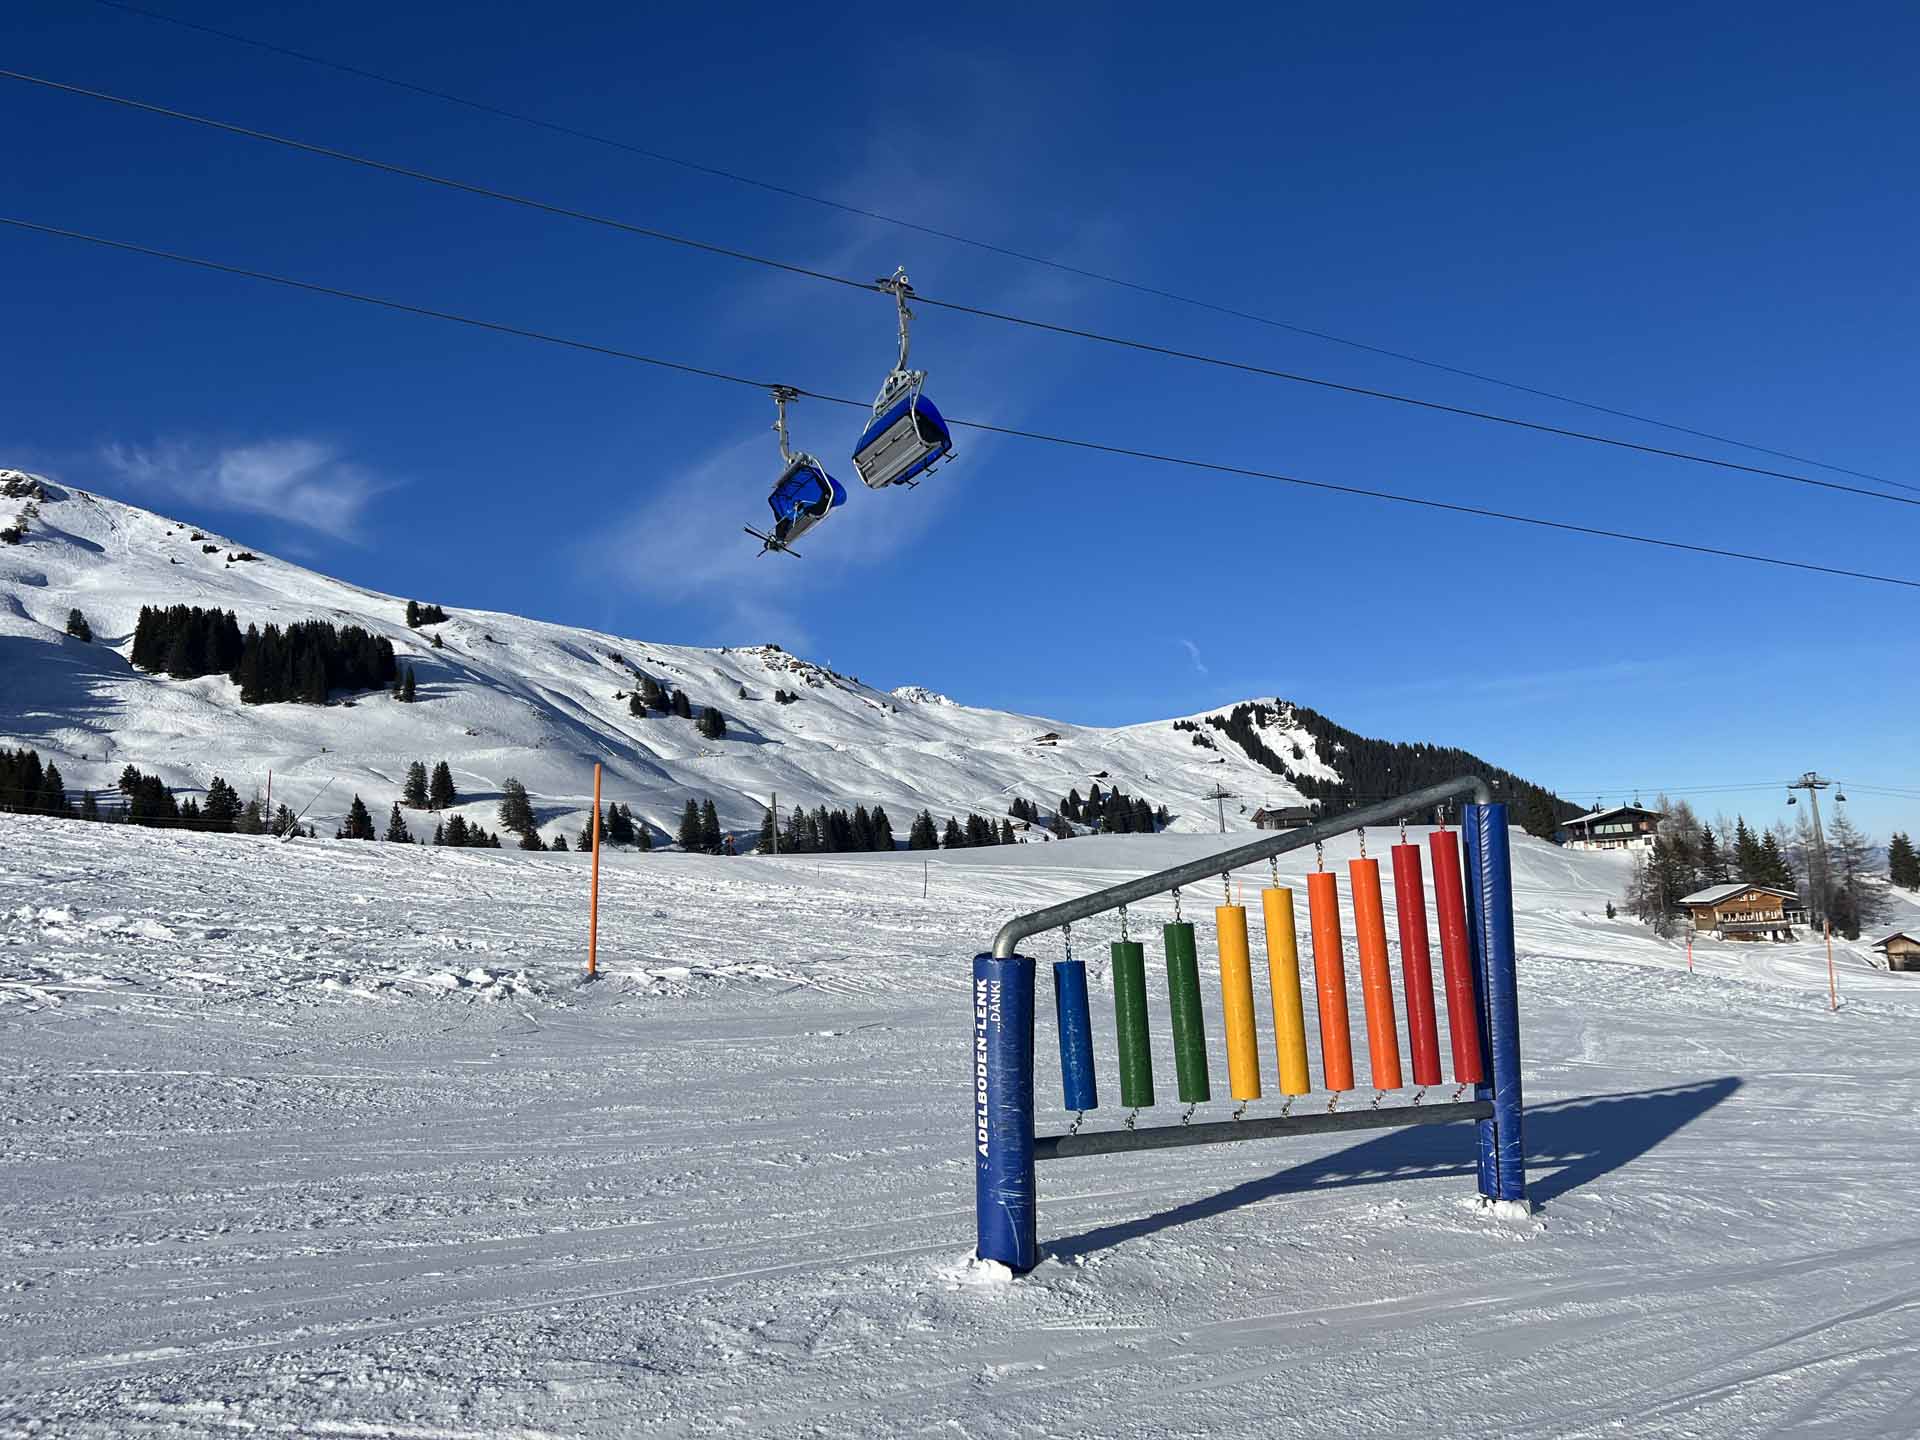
(4, 1), (1916, 835)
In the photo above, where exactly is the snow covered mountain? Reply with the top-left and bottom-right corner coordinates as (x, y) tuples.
(2, 471), (1394, 844)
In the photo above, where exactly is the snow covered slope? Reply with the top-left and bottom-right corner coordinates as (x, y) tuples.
(3, 816), (1917, 1436)
(1, 471), (1350, 841)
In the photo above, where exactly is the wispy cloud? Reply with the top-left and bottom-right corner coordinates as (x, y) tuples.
(1179, 638), (1209, 676)
(99, 438), (388, 539)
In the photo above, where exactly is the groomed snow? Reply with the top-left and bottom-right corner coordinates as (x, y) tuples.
(4, 815), (1918, 1436)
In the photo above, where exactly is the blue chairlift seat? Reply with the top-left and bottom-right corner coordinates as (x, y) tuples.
(852, 377), (953, 490)
(767, 456), (847, 548)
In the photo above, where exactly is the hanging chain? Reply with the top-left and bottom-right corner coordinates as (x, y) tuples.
(1125, 1107), (1138, 1131)
(1400, 817), (1408, 845)
(1314, 840), (1324, 872)
(1328, 1091), (1341, 1112)
(1069, 1109), (1085, 1135)
(1171, 887), (1181, 923)
(1119, 904), (1130, 943)
(1451, 1083), (1466, 1102)
(1280, 1097), (1294, 1118)
(1222, 870), (1232, 906)
(1181, 1102), (1196, 1126)
(1232, 1100), (1247, 1121)
(1370, 1090), (1384, 1110)
(1358, 827), (1367, 860)
(1412, 1087), (1426, 1106)
(1269, 856), (1280, 888)
(1062, 920), (1073, 965)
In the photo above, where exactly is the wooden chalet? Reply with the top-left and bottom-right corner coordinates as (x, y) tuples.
(1560, 804), (1662, 852)
(1679, 882), (1806, 942)
(1872, 929), (1920, 973)
(1252, 805), (1317, 831)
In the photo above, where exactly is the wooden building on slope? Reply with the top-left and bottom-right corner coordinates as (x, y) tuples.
(1679, 883), (1806, 941)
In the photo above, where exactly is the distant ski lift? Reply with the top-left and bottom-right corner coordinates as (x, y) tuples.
(746, 388), (846, 558)
(851, 269), (954, 490)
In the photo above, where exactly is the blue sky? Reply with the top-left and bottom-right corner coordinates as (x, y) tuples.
(4, 1), (1916, 835)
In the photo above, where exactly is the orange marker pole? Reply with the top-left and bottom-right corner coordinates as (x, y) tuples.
(1261, 886), (1311, 1095)
(587, 763), (603, 977)
(1349, 857), (1404, 1090)
(1306, 871), (1354, 1092)
(1216, 903), (1262, 1101)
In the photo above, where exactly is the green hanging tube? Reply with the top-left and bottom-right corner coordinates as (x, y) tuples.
(1163, 921), (1212, 1103)
(1110, 940), (1155, 1108)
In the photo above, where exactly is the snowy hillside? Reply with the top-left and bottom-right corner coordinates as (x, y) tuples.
(0, 472), (1354, 842)
(3, 815), (1917, 1435)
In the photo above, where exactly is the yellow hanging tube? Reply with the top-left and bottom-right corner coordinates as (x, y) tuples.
(1261, 886), (1312, 1095)
(1216, 904), (1262, 1102)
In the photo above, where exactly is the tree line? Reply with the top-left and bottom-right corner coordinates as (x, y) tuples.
(131, 604), (398, 704)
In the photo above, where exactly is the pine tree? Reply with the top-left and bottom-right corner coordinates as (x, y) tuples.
(551, 832), (569, 851)
(1697, 825), (1727, 885)
(629, 691), (645, 717)
(1889, 832), (1920, 890)
(640, 675), (667, 711)
(757, 807), (776, 851)
(1758, 830), (1794, 891)
(943, 816), (964, 849)
(498, 778), (536, 837)
(65, 608), (91, 642)
(670, 688), (693, 719)
(636, 821), (653, 851)
(698, 706), (727, 740)
(442, 815), (470, 845)
(406, 599), (420, 628)
(202, 776), (240, 832)
(908, 809), (938, 850)
(678, 799), (703, 850)
(400, 667), (417, 703)
(403, 761), (429, 808)
(1732, 817), (1764, 882)
(701, 799), (722, 853)
(519, 827), (544, 851)
(343, 794), (376, 840)
(385, 803), (412, 843)
(851, 804), (875, 851)
(429, 761), (456, 810)
(576, 821), (593, 852)
(870, 805), (895, 852)
(39, 763), (68, 817)
(999, 817), (1016, 844)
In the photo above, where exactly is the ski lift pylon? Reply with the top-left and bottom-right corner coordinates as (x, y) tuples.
(851, 268), (955, 490)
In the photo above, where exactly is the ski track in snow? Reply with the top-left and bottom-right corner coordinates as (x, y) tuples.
(2, 815), (1919, 1437)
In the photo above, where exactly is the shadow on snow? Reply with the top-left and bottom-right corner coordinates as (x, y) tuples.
(1044, 1076), (1742, 1262)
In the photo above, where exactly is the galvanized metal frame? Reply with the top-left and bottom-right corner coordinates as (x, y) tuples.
(991, 775), (1493, 959)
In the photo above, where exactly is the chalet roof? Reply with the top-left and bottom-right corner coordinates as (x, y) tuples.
(1678, 882), (1798, 906)
(1564, 804), (1663, 827)
(1872, 929), (1920, 948)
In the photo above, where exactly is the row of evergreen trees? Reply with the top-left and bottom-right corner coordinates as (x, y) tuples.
(130, 604), (398, 704)
(1057, 784), (1168, 835)
(761, 802), (895, 854)
(905, 810), (1018, 849)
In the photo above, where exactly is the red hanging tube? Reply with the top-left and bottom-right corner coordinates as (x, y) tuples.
(1428, 828), (1485, 1084)
(1348, 857), (1403, 1090)
(1390, 843), (1444, 1087)
(1305, 870), (1355, 1092)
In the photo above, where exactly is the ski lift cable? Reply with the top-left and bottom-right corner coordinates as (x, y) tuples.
(6, 213), (1920, 595)
(3, 67), (1916, 512)
(72, 0), (1919, 496)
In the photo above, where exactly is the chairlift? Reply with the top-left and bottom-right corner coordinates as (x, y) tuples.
(745, 387), (847, 558)
(851, 268), (955, 490)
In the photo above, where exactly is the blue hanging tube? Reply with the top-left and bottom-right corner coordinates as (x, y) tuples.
(1052, 958), (1099, 1113)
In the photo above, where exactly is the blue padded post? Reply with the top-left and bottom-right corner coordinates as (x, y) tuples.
(1463, 806), (1498, 1200)
(974, 953), (1038, 1270)
(1468, 804), (1528, 1204)
(1052, 959), (1099, 1113)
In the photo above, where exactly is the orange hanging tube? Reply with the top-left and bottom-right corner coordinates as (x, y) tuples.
(1305, 871), (1355, 1092)
(1348, 857), (1404, 1090)
(1261, 887), (1311, 1095)
(1215, 903), (1262, 1101)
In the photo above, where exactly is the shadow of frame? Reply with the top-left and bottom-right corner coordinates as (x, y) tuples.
(1044, 1077), (1741, 1263)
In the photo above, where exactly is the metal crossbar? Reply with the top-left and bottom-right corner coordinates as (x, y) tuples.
(991, 776), (1493, 958)
(1035, 1098), (1492, 1161)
